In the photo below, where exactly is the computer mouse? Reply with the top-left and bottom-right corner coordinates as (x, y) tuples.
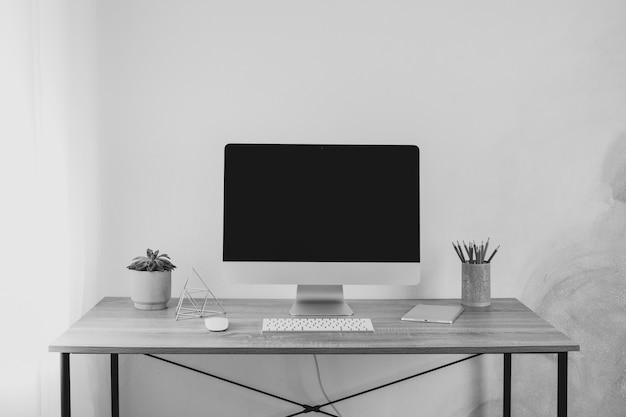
(205, 316), (229, 332)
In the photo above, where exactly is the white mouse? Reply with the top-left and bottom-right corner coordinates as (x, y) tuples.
(205, 316), (229, 332)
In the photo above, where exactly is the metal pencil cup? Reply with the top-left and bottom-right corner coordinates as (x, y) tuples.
(462, 263), (491, 307)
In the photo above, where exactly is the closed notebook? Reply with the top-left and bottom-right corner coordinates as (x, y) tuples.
(401, 304), (464, 324)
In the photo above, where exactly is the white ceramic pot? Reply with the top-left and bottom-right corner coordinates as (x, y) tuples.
(130, 270), (172, 310)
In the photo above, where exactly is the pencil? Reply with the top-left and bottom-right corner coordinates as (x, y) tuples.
(456, 241), (466, 263)
(486, 245), (500, 263)
(483, 238), (490, 262)
(472, 242), (480, 264)
(452, 242), (464, 262)
(480, 241), (484, 263)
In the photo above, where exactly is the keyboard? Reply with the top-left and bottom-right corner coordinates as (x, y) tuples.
(262, 317), (374, 332)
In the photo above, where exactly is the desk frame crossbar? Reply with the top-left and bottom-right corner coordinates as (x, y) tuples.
(61, 351), (569, 417)
(147, 352), (483, 417)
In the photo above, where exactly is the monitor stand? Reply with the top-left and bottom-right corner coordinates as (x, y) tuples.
(289, 285), (354, 316)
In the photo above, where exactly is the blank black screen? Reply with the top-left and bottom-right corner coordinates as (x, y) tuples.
(223, 144), (419, 262)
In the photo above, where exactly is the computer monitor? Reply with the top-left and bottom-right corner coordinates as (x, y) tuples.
(223, 144), (420, 315)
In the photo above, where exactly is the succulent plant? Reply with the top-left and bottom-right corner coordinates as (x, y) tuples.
(127, 249), (176, 272)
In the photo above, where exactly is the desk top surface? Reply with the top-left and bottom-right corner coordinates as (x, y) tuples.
(49, 297), (579, 354)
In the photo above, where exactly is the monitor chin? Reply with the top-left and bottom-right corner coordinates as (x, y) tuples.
(223, 261), (421, 286)
(223, 261), (420, 316)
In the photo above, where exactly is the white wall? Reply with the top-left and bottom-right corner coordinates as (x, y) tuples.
(96, 0), (623, 300)
(0, 1), (102, 416)
(77, 0), (626, 416)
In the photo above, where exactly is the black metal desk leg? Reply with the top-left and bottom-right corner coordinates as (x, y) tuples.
(503, 353), (511, 417)
(61, 353), (70, 417)
(111, 354), (119, 417)
(558, 352), (568, 417)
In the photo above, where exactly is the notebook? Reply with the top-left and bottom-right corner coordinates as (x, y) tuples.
(401, 303), (464, 324)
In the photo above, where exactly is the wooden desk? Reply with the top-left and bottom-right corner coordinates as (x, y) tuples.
(50, 297), (579, 416)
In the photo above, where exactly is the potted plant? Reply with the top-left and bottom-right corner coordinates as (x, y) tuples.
(127, 249), (176, 310)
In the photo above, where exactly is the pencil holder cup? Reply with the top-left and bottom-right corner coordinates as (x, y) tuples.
(462, 263), (491, 307)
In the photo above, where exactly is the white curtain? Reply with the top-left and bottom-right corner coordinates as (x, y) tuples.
(0, 1), (99, 416)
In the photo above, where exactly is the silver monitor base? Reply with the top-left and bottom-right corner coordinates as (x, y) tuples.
(289, 285), (354, 316)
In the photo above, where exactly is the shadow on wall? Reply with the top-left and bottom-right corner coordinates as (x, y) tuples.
(516, 134), (626, 417)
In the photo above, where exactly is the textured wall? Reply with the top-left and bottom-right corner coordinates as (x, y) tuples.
(517, 135), (626, 416)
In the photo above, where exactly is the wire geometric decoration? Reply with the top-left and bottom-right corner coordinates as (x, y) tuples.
(175, 267), (226, 320)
